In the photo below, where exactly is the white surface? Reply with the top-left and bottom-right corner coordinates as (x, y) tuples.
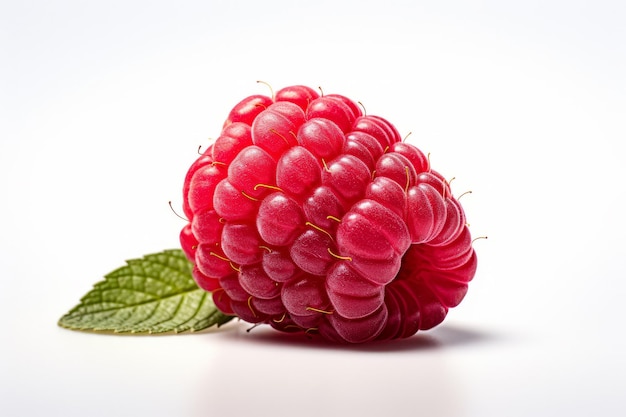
(1, 1), (625, 416)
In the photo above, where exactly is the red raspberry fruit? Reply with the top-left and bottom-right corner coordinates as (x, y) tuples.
(180, 85), (477, 343)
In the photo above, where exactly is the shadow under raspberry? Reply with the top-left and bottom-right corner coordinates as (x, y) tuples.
(220, 320), (495, 352)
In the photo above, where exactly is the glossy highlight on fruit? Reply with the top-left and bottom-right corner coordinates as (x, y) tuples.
(180, 84), (478, 343)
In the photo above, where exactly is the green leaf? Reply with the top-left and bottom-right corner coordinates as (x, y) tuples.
(58, 249), (234, 334)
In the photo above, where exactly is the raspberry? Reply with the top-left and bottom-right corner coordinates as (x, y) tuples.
(180, 84), (477, 343)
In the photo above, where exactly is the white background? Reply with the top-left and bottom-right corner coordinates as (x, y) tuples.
(1, 1), (625, 416)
